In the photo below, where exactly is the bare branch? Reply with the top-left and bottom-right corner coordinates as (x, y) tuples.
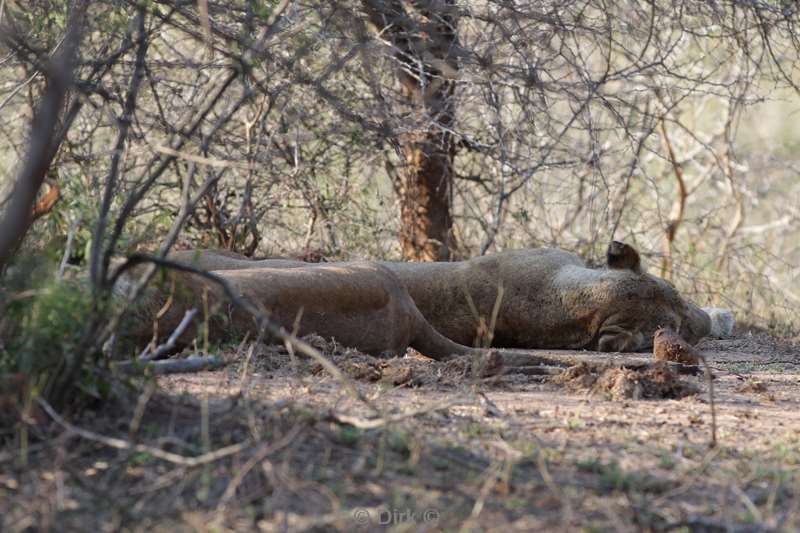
(0, 1), (86, 269)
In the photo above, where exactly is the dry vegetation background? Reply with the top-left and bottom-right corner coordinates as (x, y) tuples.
(1, 1), (800, 530)
(1, 1), (799, 325)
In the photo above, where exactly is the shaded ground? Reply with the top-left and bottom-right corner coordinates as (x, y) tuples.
(2, 326), (800, 532)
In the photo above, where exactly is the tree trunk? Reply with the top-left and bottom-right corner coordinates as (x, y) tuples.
(362, 0), (458, 261)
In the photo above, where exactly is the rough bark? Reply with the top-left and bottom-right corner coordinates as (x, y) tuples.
(362, 0), (458, 261)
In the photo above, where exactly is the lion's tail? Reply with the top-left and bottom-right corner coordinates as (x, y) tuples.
(409, 309), (487, 361)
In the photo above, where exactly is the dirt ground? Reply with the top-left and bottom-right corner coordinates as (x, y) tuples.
(2, 326), (800, 532)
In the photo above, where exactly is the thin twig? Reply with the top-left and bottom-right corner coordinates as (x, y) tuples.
(154, 145), (252, 169)
(57, 217), (80, 280)
(328, 399), (458, 430)
(700, 355), (717, 448)
(659, 116), (688, 281)
(37, 397), (250, 467)
(462, 461), (503, 529)
(90, 7), (149, 287)
(216, 423), (304, 510)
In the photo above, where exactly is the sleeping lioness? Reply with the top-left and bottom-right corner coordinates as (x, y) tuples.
(116, 260), (480, 360)
(380, 242), (711, 351)
(164, 241), (711, 353)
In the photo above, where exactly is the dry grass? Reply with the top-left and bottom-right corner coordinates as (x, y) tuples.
(2, 327), (800, 532)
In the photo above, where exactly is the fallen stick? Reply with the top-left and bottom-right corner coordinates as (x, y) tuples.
(148, 355), (225, 374)
(497, 350), (685, 373)
(138, 308), (198, 362)
(115, 355), (224, 375)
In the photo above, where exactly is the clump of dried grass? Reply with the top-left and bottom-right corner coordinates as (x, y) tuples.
(553, 362), (699, 400)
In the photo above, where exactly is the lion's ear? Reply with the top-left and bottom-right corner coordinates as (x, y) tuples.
(606, 241), (643, 274)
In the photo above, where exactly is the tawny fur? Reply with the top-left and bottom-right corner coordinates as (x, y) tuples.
(380, 246), (710, 352)
(160, 244), (711, 353)
(118, 260), (480, 360)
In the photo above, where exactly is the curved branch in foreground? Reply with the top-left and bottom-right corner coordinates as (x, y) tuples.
(111, 254), (380, 416)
